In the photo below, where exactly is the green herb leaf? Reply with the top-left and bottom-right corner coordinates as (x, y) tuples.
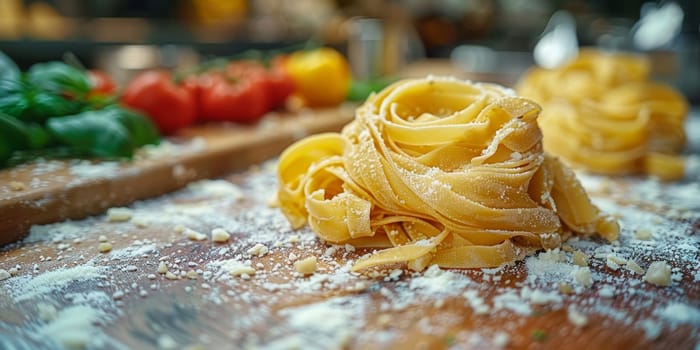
(25, 123), (53, 149)
(0, 78), (28, 118)
(27, 61), (91, 96)
(346, 78), (395, 102)
(0, 92), (30, 119)
(0, 113), (31, 164)
(0, 78), (83, 121)
(531, 329), (547, 342)
(0, 51), (19, 81)
(46, 109), (135, 159)
(107, 106), (161, 148)
(29, 90), (84, 120)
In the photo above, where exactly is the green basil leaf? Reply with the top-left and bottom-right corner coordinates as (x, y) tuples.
(0, 93), (30, 119)
(0, 78), (28, 118)
(27, 61), (91, 96)
(0, 51), (19, 81)
(109, 107), (161, 147)
(29, 91), (84, 120)
(0, 112), (30, 164)
(46, 109), (134, 158)
(25, 123), (52, 149)
(0, 78), (83, 121)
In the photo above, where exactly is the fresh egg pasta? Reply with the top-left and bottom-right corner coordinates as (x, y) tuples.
(278, 77), (618, 271)
(517, 50), (688, 180)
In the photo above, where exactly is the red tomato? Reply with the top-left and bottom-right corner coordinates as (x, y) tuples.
(197, 62), (270, 123)
(181, 75), (203, 106)
(265, 57), (296, 109)
(87, 70), (116, 96)
(122, 71), (196, 135)
(225, 59), (295, 109)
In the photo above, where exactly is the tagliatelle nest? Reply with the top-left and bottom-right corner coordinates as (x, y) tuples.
(277, 76), (618, 272)
(517, 49), (689, 180)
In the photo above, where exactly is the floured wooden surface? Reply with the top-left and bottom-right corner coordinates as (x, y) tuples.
(0, 106), (355, 245)
(0, 116), (699, 349)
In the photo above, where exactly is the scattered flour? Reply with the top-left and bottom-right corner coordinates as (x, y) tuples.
(40, 305), (108, 349)
(12, 265), (105, 302)
(261, 296), (367, 350)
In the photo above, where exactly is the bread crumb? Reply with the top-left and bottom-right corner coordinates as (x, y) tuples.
(9, 181), (26, 191)
(132, 217), (150, 228)
(377, 314), (392, 328)
(407, 254), (432, 272)
(106, 207), (133, 222)
(540, 233), (561, 250)
(644, 261), (672, 286)
(347, 281), (368, 292)
(607, 254), (626, 265)
(625, 260), (644, 274)
(174, 224), (185, 233)
(158, 261), (168, 274)
(229, 265), (256, 277)
(184, 228), (207, 241)
(635, 228), (652, 240)
(98, 242), (112, 253)
(0, 269), (10, 281)
(606, 254), (626, 270)
(559, 282), (574, 294)
(247, 243), (269, 257)
(112, 291), (124, 300)
(186, 270), (198, 279)
(165, 271), (178, 280)
(294, 256), (318, 275)
(211, 228), (230, 243)
(288, 235), (300, 243)
(572, 250), (588, 267)
(98, 235), (107, 242)
(571, 266), (593, 287)
(567, 307), (588, 327)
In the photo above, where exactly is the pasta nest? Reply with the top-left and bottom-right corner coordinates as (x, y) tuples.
(278, 76), (618, 271)
(517, 49), (689, 180)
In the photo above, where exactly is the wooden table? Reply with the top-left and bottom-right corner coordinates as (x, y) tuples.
(1, 92), (699, 349)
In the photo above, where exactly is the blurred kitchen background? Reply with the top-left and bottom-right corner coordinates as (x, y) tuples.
(0, 0), (698, 102)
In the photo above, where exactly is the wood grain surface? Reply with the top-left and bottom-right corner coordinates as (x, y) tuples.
(0, 158), (698, 349)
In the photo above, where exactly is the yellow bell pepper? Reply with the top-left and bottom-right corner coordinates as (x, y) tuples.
(283, 48), (351, 107)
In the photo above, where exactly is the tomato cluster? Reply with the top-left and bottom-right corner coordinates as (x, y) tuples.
(121, 60), (295, 135)
(117, 47), (358, 135)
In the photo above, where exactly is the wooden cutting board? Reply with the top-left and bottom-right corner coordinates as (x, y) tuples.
(0, 105), (355, 245)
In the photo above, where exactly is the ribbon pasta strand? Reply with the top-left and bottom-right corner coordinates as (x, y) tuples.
(278, 77), (618, 271)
